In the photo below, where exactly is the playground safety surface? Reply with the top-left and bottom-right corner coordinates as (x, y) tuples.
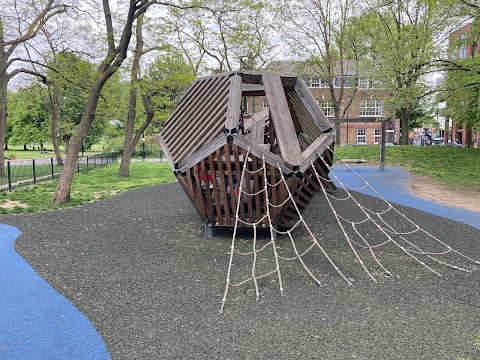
(1, 168), (480, 359)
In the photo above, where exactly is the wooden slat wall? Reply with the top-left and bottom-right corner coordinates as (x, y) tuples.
(287, 90), (323, 141)
(161, 75), (232, 164)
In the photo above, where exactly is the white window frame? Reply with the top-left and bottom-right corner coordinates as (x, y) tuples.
(358, 77), (369, 89)
(374, 128), (382, 144)
(360, 99), (383, 117)
(308, 77), (329, 88)
(263, 99), (269, 108)
(357, 129), (366, 145)
(318, 100), (335, 117)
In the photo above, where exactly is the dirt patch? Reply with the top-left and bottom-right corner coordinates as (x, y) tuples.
(0, 200), (29, 210)
(93, 190), (119, 200)
(411, 175), (480, 212)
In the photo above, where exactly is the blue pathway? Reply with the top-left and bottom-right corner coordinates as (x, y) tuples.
(0, 224), (111, 360)
(333, 166), (480, 230)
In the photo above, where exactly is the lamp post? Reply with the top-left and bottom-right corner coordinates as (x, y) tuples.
(142, 134), (145, 160)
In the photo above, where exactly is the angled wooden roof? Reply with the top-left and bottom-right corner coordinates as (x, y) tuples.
(160, 70), (334, 167)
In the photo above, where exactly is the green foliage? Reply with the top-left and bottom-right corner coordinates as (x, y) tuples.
(7, 88), (50, 146)
(443, 57), (480, 132)
(0, 162), (175, 214)
(47, 52), (106, 146)
(144, 51), (196, 129)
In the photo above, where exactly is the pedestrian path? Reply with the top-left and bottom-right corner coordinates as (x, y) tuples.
(333, 166), (480, 230)
(0, 224), (111, 359)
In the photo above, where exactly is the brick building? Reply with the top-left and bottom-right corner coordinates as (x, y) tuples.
(448, 23), (480, 147)
(245, 60), (400, 146)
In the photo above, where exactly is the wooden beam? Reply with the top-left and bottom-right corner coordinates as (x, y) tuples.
(224, 74), (242, 132)
(299, 132), (335, 173)
(176, 133), (228, 173)
(263, 74), (303, 166)
(232, 135), (293, 176)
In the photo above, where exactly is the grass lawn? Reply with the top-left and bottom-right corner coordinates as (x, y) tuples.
(1, 145), (479, 214)
(0, 162), (176, 214)
(337, 145), (480, 189)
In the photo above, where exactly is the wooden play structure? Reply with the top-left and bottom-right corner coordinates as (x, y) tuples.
(159, 70), (336, 236)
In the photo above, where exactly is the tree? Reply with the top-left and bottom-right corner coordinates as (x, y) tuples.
(0, 0), (66, 176)
(118, 16), (195, 177)
(51, 0), (197, 204)
(7, 87), (50, 147)
(353, 0), (463, 144)
(274, 0), (362, 123)
(164, 0), (276, 74)
(442, 57), (480, 146)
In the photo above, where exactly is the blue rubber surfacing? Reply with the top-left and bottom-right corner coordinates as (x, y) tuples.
(0, 224), (111, 360)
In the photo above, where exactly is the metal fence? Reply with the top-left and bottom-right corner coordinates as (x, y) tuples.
(0, 152), (118, 192)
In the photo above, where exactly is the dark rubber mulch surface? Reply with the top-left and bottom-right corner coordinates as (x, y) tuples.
(1, 181), (480, 359)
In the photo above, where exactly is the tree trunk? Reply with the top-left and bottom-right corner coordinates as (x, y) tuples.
(466, 123), (473, 147)
(52, 84), (103, 204)
(401, 107), (410, 145)
(51, 86), (64, 166)
(118, 14), (143, 178)
(63, 135), (70, 154)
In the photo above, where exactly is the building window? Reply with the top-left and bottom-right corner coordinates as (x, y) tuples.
(358, 77), (369, 89)
(360, 99), (383, 117)
(374, 128), (382, 144)
(308, 77), (329, 88)
(318, 100), (335, 117)
(263, 99), (269, 108)
(357, 129), (366, 145)
(459, 32), (467, 59)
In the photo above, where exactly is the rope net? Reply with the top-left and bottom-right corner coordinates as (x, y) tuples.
(219, 146), (479, 313)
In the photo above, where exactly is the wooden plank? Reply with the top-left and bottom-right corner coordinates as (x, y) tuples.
(276, 177), (298, 225)
(172, 84), (230, 160)
(241, 83), (264, 94)
(192, 164), (207, 218)
(299, 132), (335, 173)
(201, 158), (215, 222)
(288, 92), (322, 140)
(233, 144), (246, 222)
(176, 133), (227, 173)
(242, 149), (254, 223)
(207, 152), (222, 225)
(162, 78), (215, 138)
(216, 148), (230, 225)
(224, 143), (237, 224)
(293, 76), (333, 133)
(169, 76), (230, 159)
(251, 154), (263, 224)
(158, 134), (176, 170)
(268, 164), (278, 222)
(232, 135), (293, 175)
(246, 108), (269, 144)
(177, 174), (208, 222)
(224, 74), (243, 132)
(263, 74), (303, 165)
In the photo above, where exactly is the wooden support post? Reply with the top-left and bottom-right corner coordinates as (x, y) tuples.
(205, 221), (212, 239)
(263, 74), (303, 165)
